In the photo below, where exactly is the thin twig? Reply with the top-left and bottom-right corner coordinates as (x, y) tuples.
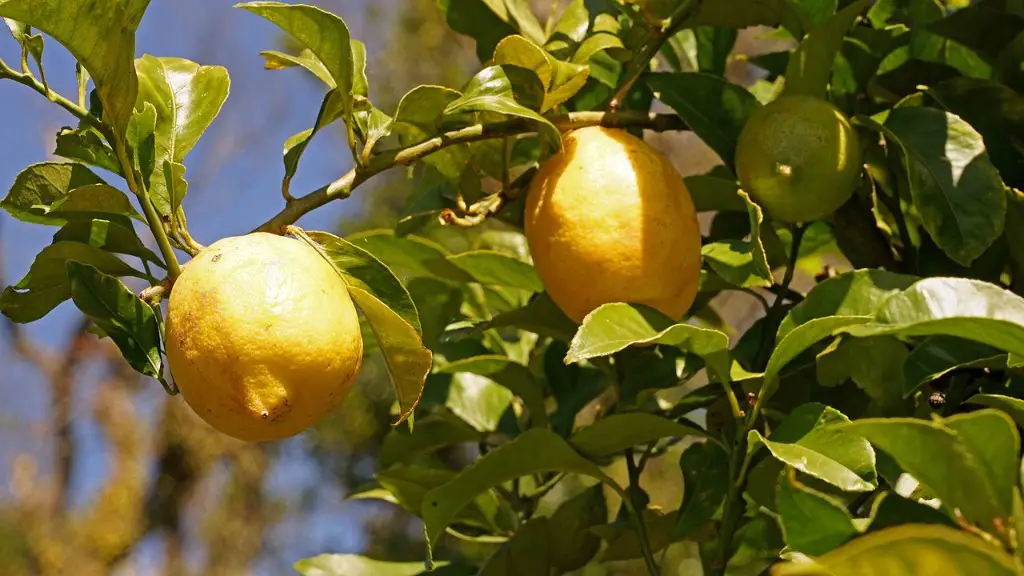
(607, 0), (702, 109)
(254, 111), (688, 233)
(0, 57), (110, 138)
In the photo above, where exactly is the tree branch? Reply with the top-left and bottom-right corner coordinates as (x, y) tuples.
(254, 111), (688, 233)
(0, 57), (111, 138)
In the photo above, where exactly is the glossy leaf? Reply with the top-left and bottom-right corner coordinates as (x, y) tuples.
(282, 90), (345, 198)
(446, 250), (542, 292)
(874, 107), (1008, 266)
(347, 230), (473, 283)
(294, 554), (438, 576)
(420, 428), (620, 550)
(548, 484), (605, 572)
(1, 241), (148, 323)
(704, 190), (774, 288)
(443, 65), (560, 148)
(844, 410), (1019, 532)
(478, 518), (551, 576)
(566, 303), (731, 383)
(437, 0), (516, 61)
(816, 336), (908, 408)
(1, 162), (107, 225)
(52, 218), (162, 267)
(305, 231), (429, 424)
(776, 469), (860, 555)
(761, 316), (872, 405)
(778, 269), (918, 340)
(754, 403), (877, 491)
(674, 442), (728, 539)
(549, 0), (589, 45)
(53, 128), (122, 175)
(867, 492), (957, 532)
(0, 0), (148, 135)
(647, 72), (760, 167)
(772, 524), (1018, 576)
(685, 174), (747, 213)
(845, 278), (1024, 360)
(374, 465), (504, 531)
(903, 336), (1004, 397)
(783, 0), (871, 99)
(237, 2), (353, 118)
(968, 395), (1024, 427)
(682, 0), (785, 29)
(445, 372), (513, 433)
(259, 48), (333, 86)
(65, 261), (161, 378)
(437, 356), (547, 428)
(134, 55), (229, 214)
(475, 292), (577, 342)
(378, 415), (482, 469)
(570, 413), (711, 460)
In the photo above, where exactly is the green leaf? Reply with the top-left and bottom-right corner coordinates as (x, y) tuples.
(566, 303), (731, 383)
(816, 336), (908, 409)
(437, 0), (517, 62)
(925, 1), (1024, 63)
(969, 395), (1024, 427)
(134, 55), (229, 214)
(437, 356), (547, 429)
(646, 72), (760, 167)
(685, 174), (747, 212)
(503, 0), (545, 45)
(548, 485), (606, 572)
(925, 78), (1024, 189)
(347, 230), (474, 283)
(420, 428), (621, 550)
(776, 468), (860, 555)
(755, 403), (877, 492)
(703, 190), (774, 288)
(760, 316), (872, 405)
(259, 48), (333, 86)
(0, 0), (149, 136)
(282, 90), (345, 199)
(374, 465), (505, 531)
(294, 554), (438, 576)
(870, 107), (1008, 266)
(474, 292), (577, 342)
(904, 336), (1004, 398)
(1, 162), (108, 225)
(52, 218), (163, 267)
(774, 523), (1018, 575)
(65, 261), (161, 378)
(237, 2), (353, 118)
(844, 278), (1024, 361)
(43, 183), (143, 224)
(478, 518), (552, 576)
(394, 85), (463, 131)
(446, 250), (542, 292)
(305, 231), (430, 424)
(1, 241), (147, 323)
(549, 0), (589, 45)
(444, 65), (561, 149)
(674, 442), (728, 539)
(378, 415), (483, 469)
(125, 101), (157, 188)
(778, 269), (918, 340)
(867, 491), (957, 532)
(682, 0), (785, 29)
(782, 0), (870, 99)
(53, 128), (122, 175)
(407, 278), (463, 350)
(444, 372), (513, 433)
(844, 410), (1019, 532)
(570, 413), (712, 460)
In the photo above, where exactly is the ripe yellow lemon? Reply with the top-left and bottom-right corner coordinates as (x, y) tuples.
(165, 233), (362, 442)
(524, 126), (703, 322)
(735, 95), (862, 223)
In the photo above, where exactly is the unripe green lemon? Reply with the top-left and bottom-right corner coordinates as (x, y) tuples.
(524, 126), (703, 322)
(735, 95), (863, 223)
(165, 233), (362, 442)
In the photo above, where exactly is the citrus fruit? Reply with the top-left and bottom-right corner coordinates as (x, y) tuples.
(165, 233), (362, 442)
(524, 126), (703, 322)
(735, 94), (863, 223)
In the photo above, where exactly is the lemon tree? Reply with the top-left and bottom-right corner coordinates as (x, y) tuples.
(2, 0), (1024, 575)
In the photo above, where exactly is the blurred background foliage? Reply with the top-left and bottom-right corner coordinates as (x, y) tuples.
(0, 0), (789, 574)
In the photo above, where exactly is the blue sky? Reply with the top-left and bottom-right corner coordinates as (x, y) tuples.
(0, 1), (391, 571)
